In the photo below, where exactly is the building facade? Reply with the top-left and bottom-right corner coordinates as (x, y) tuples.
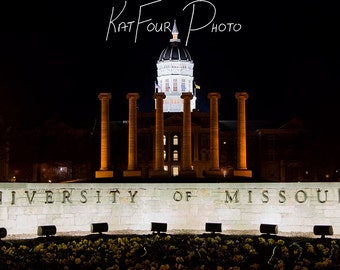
(2, 22), (339, 182)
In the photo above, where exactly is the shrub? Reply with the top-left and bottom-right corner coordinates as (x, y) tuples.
(1, 234), (340, 269)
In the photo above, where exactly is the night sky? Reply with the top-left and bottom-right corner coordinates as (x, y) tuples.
(0, 0), (339, 130)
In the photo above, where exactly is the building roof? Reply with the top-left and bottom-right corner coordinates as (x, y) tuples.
(158, 43), (192, 62)
(157, 20), (192, 62)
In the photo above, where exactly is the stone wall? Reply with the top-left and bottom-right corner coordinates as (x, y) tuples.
(0, 182), (339, 236)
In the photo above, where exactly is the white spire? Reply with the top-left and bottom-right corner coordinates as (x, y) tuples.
(170, 19), (181, 43)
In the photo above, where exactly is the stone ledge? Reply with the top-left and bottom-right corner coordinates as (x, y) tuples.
(123, 170), (142, 177)
(95, 170), (114, 178)
(233, 170), (252, 178)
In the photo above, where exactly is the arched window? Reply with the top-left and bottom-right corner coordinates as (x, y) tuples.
(173, 150), (178, 161)
(163, 135), (166, 145)
(173, 135), (178, 145)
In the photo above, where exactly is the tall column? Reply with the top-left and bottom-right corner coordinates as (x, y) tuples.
(150, 93), (169, 178)
(95, 93), (114, 178)
(234, 92), (252, 178)
(208, 92), (221, 171)
(180, 92), (196, 177)
(154, 92), (165, 171)
(124, 93), (141, 177)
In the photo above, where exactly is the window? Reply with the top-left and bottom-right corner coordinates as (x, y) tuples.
(164, 150), (167, 160)
(163, 135), (166, 145)
(173, 150), (178, 161)
(165, 79), (170, 91)
(172, 166), (179, 176)
(58, 167), (67, 173)
(159, 80), (163, 91)
(173, 79), (178, 91)
(173, 135), (178, 145)
(181, 79), (186, 91)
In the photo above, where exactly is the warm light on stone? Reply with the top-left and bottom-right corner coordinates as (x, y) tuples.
(0, 182), (339, 236)
(208, 92), (221, 171)
(96, 93), (114, 178)
(124, 93), (141, 177)
(154, 93), (166, 171)
(235, 92), (252, 177)
(180, 92), (196, 177)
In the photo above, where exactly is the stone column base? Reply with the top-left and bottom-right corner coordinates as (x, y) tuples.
(179, 170), (197, 178)
(204, 170), (223, 178)
(95, 170), (114, 178)
(123, 170), (142, 177)
(149, 170), (170, 178)
(233, 169), (252, 178)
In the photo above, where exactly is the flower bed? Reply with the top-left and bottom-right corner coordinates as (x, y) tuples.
(1, 234), (340, 269)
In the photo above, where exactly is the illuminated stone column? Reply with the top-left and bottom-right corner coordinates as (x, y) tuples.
(180, 92), (196, 177)
(95, 93), (114, 178)
(234, 92), (252, 178)
(150, 92), (169, 177)
(207, 92), (221, 176)
(124, 93), (141, 177)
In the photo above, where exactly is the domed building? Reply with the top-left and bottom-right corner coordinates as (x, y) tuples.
(155, 20), (196, 112)
(95, 20), (254, 179)
(2, 22), (314, 183)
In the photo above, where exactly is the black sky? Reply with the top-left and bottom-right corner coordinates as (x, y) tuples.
(0, 0), (339, 130)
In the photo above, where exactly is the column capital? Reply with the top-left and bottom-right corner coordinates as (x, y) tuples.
(235, 92), (249, 100)
(181, 92), (193, 100)
(126, 93), (140, 100)
(153, 92), (166, 100)
(98, 93), (112, 101)
(208, 92), (221, 99)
